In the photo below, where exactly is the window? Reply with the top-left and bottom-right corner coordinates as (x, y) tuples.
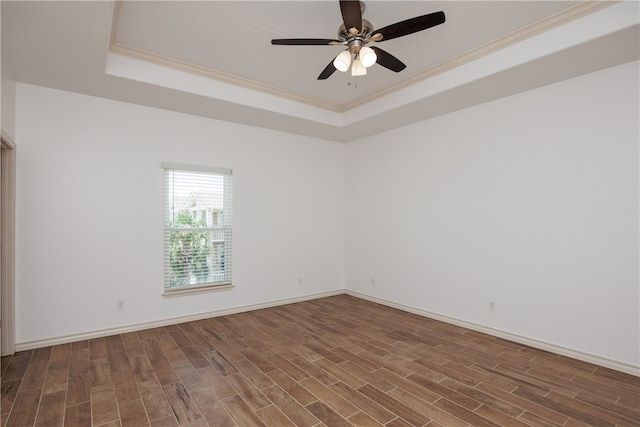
(163, 163), (232, 292)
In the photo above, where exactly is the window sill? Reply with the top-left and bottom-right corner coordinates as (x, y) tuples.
(162, 284), (235, 298)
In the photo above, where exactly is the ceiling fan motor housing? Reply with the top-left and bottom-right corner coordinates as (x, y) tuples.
(338, 19), (373, 54)
(338, 19), (373, 40)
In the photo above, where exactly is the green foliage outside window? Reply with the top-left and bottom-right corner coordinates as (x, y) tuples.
(168, 211), (212, 287)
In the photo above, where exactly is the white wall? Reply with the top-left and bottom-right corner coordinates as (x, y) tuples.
(14, 61), (640, 371)
(15, 84), (345, 344)
(346, 61), (639, 368)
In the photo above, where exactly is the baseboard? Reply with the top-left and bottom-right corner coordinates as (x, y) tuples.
(346, 290), (640, 377)
(16, 288), (639, 377)
(15, 289), (344, 352)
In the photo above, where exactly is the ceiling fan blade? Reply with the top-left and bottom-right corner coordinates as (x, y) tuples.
(271, 38), (341, 46)
(317, 60), (337, 80)
(371, 47), (406, 72)
(374, 11), (445, 42)
(339, 0), (362, 34)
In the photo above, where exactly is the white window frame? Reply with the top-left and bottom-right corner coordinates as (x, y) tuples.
(162, 162), (232, 295)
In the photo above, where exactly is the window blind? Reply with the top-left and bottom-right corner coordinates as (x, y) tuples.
(163, 163), (232, 291)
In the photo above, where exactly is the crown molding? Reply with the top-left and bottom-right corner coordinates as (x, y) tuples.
(109, 0), (617, 114)
(109, 42), (343, 113)
(343, 0), (618, 111)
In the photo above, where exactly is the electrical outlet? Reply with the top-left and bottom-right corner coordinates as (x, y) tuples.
(116, 300), (125, 310)
(371, 277), (375, 286)
(489, 301), (495, 312)
(298, 277), (303, 286)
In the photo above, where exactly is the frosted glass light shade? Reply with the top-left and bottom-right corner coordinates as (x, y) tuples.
(351, 58), (367, 76)
(359, 46), (377, 67)
(333, 50), (351, 72)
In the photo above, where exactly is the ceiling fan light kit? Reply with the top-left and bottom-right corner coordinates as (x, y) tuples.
(333, 46), (376, 75)
(351, 57), (367, 76)
(334, 50), (352, 72)
(359, 46), (377, 68)
(271, 0), (445, 80)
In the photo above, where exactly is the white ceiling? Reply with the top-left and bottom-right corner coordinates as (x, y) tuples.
(2, 1), (639, 142)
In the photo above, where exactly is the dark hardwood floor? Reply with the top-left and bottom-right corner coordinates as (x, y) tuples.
(1, 294), (638, 426)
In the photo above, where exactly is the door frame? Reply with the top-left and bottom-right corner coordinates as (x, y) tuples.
(1, 134), (16, 356)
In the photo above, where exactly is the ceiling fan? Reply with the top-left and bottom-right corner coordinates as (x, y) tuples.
(271, 0), (445, 80)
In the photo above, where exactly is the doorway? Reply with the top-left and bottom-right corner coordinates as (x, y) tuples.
(1, 136), (16, 356)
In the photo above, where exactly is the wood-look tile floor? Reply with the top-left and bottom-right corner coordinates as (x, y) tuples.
(1, 295), (639, 427)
